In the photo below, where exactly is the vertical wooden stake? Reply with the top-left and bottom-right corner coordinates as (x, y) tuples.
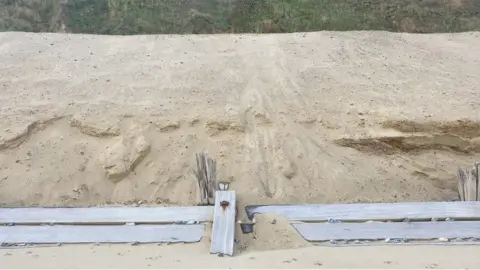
(458, 168), (466, 201)
(210, 191), (236, 256)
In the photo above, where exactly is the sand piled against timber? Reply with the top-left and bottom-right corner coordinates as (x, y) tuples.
(236, 214), (309, 252)
(0, 31), (479, 207)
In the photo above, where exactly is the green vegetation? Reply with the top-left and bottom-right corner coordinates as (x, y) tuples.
(1, 0), (479, 34)
(0, 0), (65, 32)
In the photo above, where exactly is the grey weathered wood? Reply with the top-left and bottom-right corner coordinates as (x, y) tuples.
(475, 162), (479, 201)
(466, 167), (476, 201)
(314, 241), (480, 247)
(210, 191), (236, 256)
(458, 163), (480, 201)
(293, 221), (480, 241)
(0, 224), (204, 244)
(193, 152), (217, 205)
(458, 168), (466, 201)
(246, 201), (480, 222)
(0, 206), (214, 225)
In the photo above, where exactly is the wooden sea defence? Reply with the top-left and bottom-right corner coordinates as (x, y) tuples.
(0, 225), (205, 244)
(2, 158), (479, 250)
(1, 201), (480, 249)
(458, 162), (479, 201)
(293, 221), (480, 241)
(0, 206), (212, 245)
(245, 201), (480, 222)
(210, 191), (236, 256)
(0, 206), (214, 225)
(0, 152), (240, 255)
(193, 152), (237, 256)
(247, 201), (480, 243)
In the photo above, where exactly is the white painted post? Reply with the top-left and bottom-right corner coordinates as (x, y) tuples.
(210, 191), (236, 256)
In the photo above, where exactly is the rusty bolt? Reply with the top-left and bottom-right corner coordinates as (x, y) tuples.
(220, 200), (229, 211)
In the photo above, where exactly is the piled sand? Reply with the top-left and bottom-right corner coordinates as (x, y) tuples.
(0, 31), (479, 207)
(236, 214), (309, 252)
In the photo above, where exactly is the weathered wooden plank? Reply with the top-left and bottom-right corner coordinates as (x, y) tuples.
(210, 191), (236, 256)
(314, 241), (480, 247)
(475, 162), (479, 201)
(465, 168), (477, 201)
(458, 168), (466, 201)
(458, 164), (480, 202)
(194, 152), (217, 205)
(293, 221), (480, 241)
(0, 224), (205, 244)
(246, 201), (480, 222)
(0, 206), (214, 225)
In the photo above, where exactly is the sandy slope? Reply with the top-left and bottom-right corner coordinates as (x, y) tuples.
(0, 31), (479, 208)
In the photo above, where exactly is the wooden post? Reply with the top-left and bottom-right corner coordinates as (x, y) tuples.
(210, 191), (236, 256)
(458, 162), (480, 201)
(458, 168), (466, 201)
(467, 167), (475, 201)
(475, 162), (479, 201)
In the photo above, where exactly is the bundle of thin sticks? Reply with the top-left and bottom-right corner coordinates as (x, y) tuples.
(457, 162), (479, 201)
(193, 152), (217, 205)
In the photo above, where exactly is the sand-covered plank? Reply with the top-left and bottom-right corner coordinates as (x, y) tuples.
(293, 221), (480, 241)
(246, 202), (480, 221)
(210, 191), (236, 256)
(0, 206), (214, 225)
(0, 224), (204, 244)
